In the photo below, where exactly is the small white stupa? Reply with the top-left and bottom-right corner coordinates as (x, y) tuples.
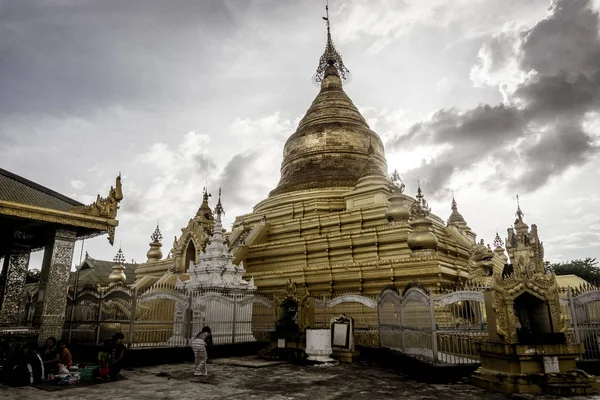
(173, 189), (256, 345)
(178, 188), (256, 291)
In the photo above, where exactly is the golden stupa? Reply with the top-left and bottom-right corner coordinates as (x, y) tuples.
(133, 13), (504, 296)
(224, 18), (497, 296)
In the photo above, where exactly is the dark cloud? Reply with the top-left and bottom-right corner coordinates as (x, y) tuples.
(217, 151), (261, 210)
(194, 153), (216, 173)
(0, 0), (235, 116)
(389, 0), (600, 196)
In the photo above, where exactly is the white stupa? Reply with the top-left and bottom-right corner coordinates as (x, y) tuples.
(178, 188), (256, 291)
(173, 189), (257, 345)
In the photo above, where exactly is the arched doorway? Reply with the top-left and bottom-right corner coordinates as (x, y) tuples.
(184, 241), (196, 272)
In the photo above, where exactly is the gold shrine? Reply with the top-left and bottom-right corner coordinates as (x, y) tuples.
(472, 203), (597, 395)
(130, 11), (511, 297)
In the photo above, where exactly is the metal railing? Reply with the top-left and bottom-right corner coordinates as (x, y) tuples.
(62, 283), (276, 348)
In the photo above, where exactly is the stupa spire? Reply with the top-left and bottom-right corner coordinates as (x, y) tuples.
(515, 194), (524, 222)
(314, 1), (350, 83)
(215, 188), (225, 217)
(447, 191), (466, 227)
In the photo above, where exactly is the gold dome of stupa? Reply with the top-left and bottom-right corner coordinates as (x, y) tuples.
(269, 17), (387, 197)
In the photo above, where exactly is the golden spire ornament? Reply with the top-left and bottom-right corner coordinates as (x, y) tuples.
(314, 1), (350, 83)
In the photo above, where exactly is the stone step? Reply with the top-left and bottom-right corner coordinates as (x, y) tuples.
(545, 383), (594, 396)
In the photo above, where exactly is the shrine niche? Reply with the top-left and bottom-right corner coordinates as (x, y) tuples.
(169, 188), (214, 273)
(473, 200), (596, 395)
(274, 279), (310, 332)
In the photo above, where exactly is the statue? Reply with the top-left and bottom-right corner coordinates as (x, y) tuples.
(467, 242), (495, 285)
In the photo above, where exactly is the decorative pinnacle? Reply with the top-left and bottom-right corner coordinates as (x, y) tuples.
(314, 2), (350, 83)
(493, 232), (504, 248)
(515, 194), (524, 222)
(451, 192), (458, 212)
(390, 169), (405, 193)
(113, 247), (126, 264)
(410, 182), (431, 219)
(215, 187), (225, 216)
(203, 186), (211, 203)
(151, 224), (163, 242)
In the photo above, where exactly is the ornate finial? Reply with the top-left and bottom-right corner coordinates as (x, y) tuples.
(390, 169), (405, 193)
(493, 232), (504, 248)
(451, 192), (458, 212)
(410, 182), (431, 219)
(515, 194), (524, 222)
(113, 247), (126, 264)
(314, 1), (350, 83)
(203, 186), (211, 202)
(151, 224), (163, 242)
(215, 188), (225, 216)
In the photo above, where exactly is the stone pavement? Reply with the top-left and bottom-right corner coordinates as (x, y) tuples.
(1, 358), (599, 400)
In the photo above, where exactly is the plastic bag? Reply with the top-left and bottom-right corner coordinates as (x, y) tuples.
(58, 365), (70, 375)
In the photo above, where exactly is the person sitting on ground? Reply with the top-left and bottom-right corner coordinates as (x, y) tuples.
(191, 326), (212, 377)
(41, 337), (60, 375)
(97, 339), (111, 381)
(56, 340), (72, 369)
(109, 333), (126, 381)
(24, 342), (44, 384)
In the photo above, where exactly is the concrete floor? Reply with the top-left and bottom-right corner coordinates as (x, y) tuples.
(1, 358), (599, 400)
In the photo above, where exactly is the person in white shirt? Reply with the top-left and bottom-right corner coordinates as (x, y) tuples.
(191, 327), (212, 376)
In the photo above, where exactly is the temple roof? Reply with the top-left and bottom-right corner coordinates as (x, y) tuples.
(0, 168), (83, 211)
(70, 255), (136, 286)
(269, 13), (387, 197)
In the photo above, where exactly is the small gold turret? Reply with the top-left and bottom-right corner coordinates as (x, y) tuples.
(447, 194), (466, 228)
(407, 183), (438, 252)
(109, 247), (127, 284)
(385, 170), (409, 223)
(146, 223), (163, 262)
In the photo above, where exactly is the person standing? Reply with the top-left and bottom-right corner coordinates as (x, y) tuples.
(109, 333), (126, 381)
(191, 327), (212, 376)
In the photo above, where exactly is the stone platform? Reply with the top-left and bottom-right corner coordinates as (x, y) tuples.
(2, 359), (578, 400)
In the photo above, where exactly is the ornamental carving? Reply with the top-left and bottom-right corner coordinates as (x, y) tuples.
(42, 232), (76, 319)
(70, 174), (123, 220)
(487, 208), (564, 344)
(467, 241), (495, 285)
(0, 250), (31, 325)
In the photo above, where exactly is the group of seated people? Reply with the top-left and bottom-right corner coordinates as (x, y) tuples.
(0, 333), (126, 386)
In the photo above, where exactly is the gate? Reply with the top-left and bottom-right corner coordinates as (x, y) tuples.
(377, 285), (487, 365)
(434, 290), (487, 364)
(569, 286), (600, 360)
(314, 293), (379, 347)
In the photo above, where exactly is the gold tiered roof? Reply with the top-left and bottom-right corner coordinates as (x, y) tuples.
(269, 11), (387, 197)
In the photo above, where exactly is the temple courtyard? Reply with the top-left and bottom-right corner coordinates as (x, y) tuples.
(1, 358), (598, 400)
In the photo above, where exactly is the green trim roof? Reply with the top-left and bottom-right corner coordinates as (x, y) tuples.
(0, 167), (83, 211)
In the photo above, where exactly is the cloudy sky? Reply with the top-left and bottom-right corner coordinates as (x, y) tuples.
(1, 0), (599, 270)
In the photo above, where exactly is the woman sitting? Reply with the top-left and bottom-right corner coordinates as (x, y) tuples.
(41, 337), (60, 375)
(57, 340), (72, 369)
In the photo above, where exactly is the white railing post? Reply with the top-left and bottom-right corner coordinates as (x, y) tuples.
(429, 290), (438, 363)
(232, 293), (237, 344)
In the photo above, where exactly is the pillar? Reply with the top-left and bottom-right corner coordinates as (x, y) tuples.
(37, 229), (77, 342)
(0, 248), (31, 325)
